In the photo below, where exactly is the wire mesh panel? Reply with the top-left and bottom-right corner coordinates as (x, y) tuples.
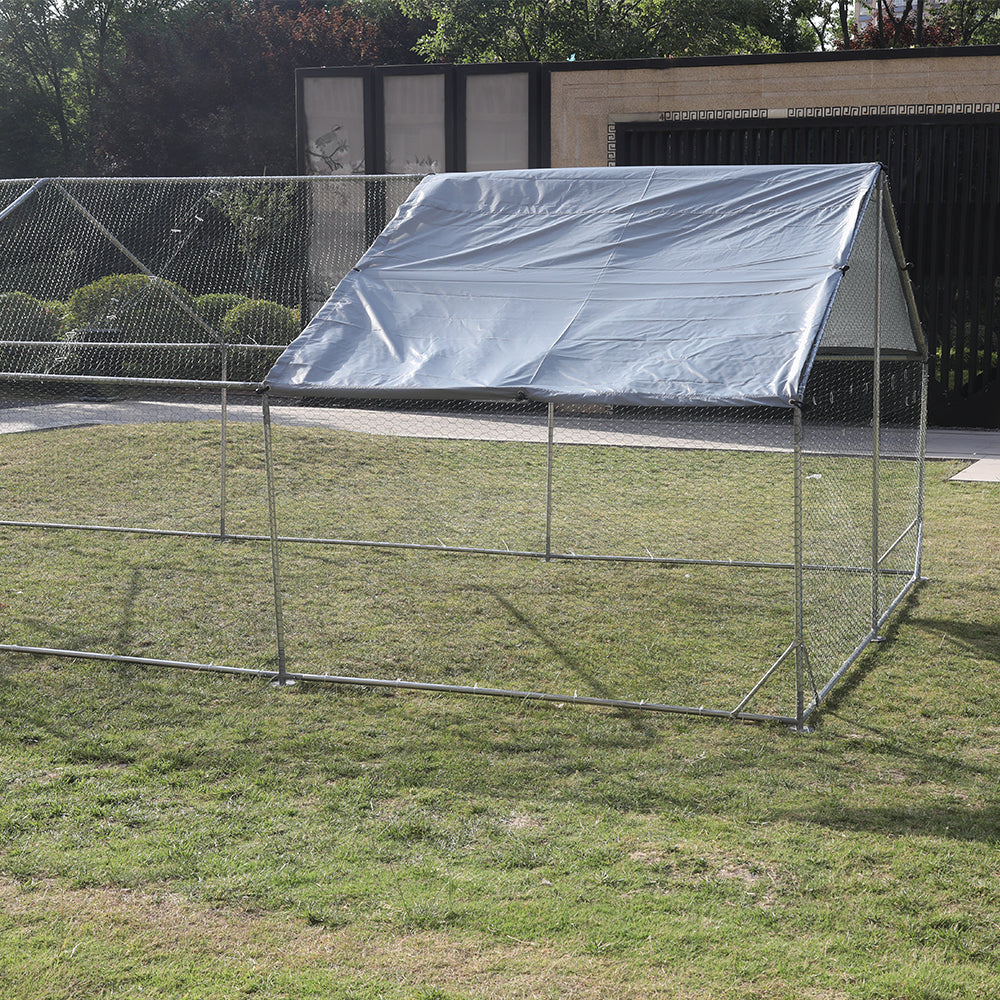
(0, 174), (925, 726)
(0, 175), (420, 677)
(260, 398), (804, 719)
(0, 176), (423, 387)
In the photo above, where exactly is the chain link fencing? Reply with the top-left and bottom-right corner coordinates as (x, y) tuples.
(0, 176), (925, 726)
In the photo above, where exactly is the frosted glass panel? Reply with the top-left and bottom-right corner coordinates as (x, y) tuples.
(384, 75), (446, 173)
(466, 73), (530, 171)
(302, 76), (365, 175)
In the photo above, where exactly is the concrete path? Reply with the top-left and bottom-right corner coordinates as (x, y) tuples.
(923, 428), (1000, 482)
(1, 396), (998, 480)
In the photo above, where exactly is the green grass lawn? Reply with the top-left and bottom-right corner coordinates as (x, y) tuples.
(0, 420), (923, 719)
(1, 419), (997, 998)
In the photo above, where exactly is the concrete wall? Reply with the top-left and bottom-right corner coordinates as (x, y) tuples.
(548, 49), (1000, 168)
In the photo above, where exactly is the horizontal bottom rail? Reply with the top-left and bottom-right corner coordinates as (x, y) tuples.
(0, 642), (796, 725)
(0, 518), (916, 576)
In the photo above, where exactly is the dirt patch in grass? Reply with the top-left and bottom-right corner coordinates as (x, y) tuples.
(1, 876), (674, 999)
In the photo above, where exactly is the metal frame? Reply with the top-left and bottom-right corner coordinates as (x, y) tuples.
(0, 174), (927, 728)
(0, 368), (926, 731)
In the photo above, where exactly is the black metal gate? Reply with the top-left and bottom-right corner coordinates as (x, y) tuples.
(615, 114), (1000, 427)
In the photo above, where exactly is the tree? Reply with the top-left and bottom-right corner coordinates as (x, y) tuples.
(394, 0), (815, 62)
(92, 1), (386, 175)
(0, 55), (63, 176)
(842, 0), (959, 46)
(346, 0), (431, 62)
(934, 0), (1000, 44)
(0, 0), (172, 174)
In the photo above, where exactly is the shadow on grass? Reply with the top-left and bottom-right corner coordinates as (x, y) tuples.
(781, 795), (1000, 843)
(916, 616), (1000, 664)
(489, 591), (663, 740)
(812, 600), (916, 720)
(818, 587), (999, 721)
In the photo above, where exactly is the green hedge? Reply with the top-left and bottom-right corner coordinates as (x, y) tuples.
(0, 291), (65, 375)
(195, 293), (250, 332)
(221, 299), (300, 381)
(11, 277), (301, 383)
(221, 299), (300, 345)
(0, 291), (65, 341)
(66, 274), (202, 344)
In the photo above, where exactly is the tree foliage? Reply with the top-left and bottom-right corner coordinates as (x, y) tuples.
(842, 0), (957, 46)
(0, 0), (181, 172)
(92, 2), (385, 175)
(4, 0), (1000, 178)
(396, 0), (816, 61)
(820, 0), (1000, 47)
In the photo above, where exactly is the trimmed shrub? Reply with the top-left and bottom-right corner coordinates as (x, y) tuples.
(58, 275), (217, 381)
(65, 273), (201, 344)
(0, 291), (65, 375)
(221, 299), (300, 345)
(0, 291), (64, 341)
(221, 299), (300, 382)
(196, 293), (250, 333)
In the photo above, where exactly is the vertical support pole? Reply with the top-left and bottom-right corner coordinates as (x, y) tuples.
(871, 175), (884, 636)
(544, 402), (555, 562)
(261, 391), (290, 686)
(915, 359), (929, 579)
(793, 404), (807, 732)
(219, 347), (228, 539)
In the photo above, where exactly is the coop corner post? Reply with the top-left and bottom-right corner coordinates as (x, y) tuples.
(259, 388), (291, 687)
(219, 347), (229, 540)
(915, 358), (929, 580)
(870, 172), (885, 640)
(792, 402), (808, 733)
(545, 402), (555, 561)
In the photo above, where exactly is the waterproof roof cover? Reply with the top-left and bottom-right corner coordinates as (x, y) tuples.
(266, 163), (909, 407)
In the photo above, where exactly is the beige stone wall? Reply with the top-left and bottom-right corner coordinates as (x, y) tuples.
(549, 52), (1000, 168)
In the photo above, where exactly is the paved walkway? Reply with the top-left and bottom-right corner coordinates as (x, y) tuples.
(1, 396), (998, 480)
(923, 428), (1000, 481)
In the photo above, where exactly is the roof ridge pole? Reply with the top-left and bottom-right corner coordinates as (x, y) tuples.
(871, 173), (885, 640)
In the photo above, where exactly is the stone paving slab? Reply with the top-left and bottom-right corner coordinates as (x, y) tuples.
(948, 458), (1000, 483)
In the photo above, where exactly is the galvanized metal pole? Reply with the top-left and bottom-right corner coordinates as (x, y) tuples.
(545, 403), (555, 562)
(220, 348), (228, 539)
(871, 175), (884, 636)
(0, 178), (49, 225)
(793, 404), (807, 732)
(915, 360), (929, 579)
(52, 181), (222, 343)
(260, 392), (290, 685)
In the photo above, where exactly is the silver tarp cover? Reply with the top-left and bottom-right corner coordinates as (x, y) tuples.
(265, 163), (882, 407)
